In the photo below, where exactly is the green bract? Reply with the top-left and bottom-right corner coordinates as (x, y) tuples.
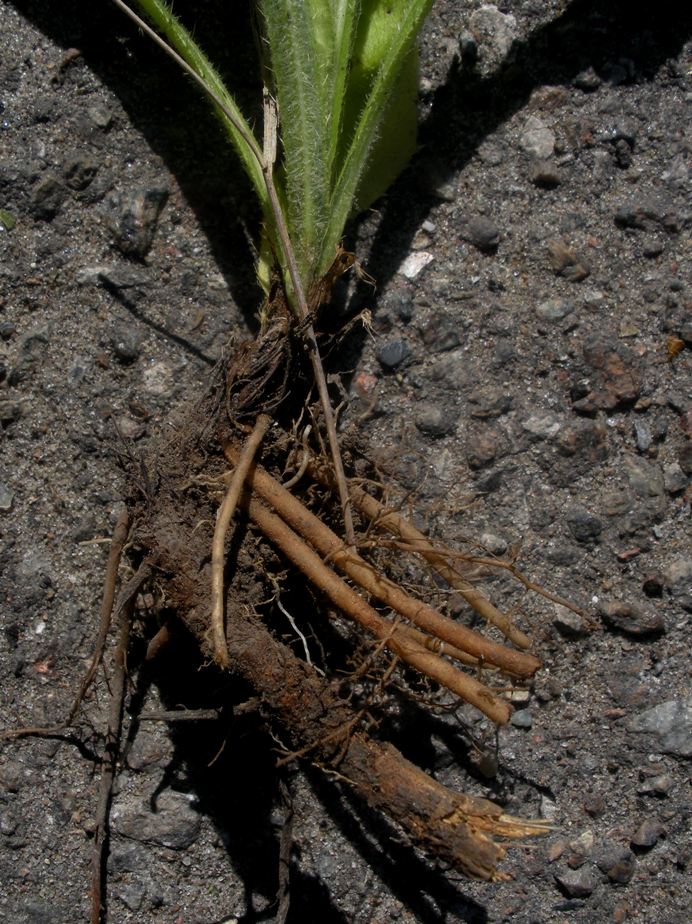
(133, 0), (434, 309)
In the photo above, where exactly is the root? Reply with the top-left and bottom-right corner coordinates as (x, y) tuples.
(309, 458), (535, 650)
(224, 446), (539, 680)
(91, 580), (137, 924)
(224, 606), (548, 879)
(240, 492), (512, 724)
(211, 414), (271, 667)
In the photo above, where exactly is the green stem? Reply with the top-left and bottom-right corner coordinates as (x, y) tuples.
(124, 0), (268, 211)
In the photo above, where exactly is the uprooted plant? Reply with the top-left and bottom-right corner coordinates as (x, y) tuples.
(1, 1), (589, 919)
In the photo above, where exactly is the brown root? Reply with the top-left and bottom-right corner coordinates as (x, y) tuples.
(210, 413), (271, 666)
(0, 511), (131, 742)
(222, 604), (548, 879)
(240, 491), (513, 725)
(224, 446), (539, 680)
(308, 457), (536, 649)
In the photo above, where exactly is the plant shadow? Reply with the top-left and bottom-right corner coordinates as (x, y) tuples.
(368, 0), (692, 286)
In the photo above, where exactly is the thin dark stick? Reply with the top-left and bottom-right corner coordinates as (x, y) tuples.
(275, 780), (293, 924)
(68, 511), (130, 723)
(0, 511), (130, 741)
(90, 580), (138, 924)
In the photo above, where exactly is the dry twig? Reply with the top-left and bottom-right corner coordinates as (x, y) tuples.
(0, 511), (130, 741)
(90, 565), (144, 924)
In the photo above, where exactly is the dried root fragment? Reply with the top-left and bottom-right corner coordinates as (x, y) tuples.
(221, 444), (539, 725)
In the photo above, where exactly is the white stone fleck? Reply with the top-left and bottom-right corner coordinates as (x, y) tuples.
(399, 251), (433, 279)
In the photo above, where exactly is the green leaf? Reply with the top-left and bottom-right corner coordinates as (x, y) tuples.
(318, 0), (434, 278)
(348, 45), (419, 215)
(0, 209), (16, 232)
(260, 0), (346, 287)
(134, 0), (266, 211)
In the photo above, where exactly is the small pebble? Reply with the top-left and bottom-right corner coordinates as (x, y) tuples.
(0, 400), (22, 424)
(468, 385), (512, 418)
(508, 689), (530, 704)
(29, 173), (65, 220)
(547, 239), (590, 281)
(510, 709), (533, 729)
(624, 455), (664, 497)
(642, 237), (664, 258)
(0, 761), (24, 792)
(663, 558), (692, 596)
(114, 415), (146, 441)
(108, 186), (169, 258)
(87, 102), (112, 130)
(520, 115), (556, 159)
(540, 795), (558, 821)
(522, 413), (561, 440)
(465, 427), (498, 469)
(421, 316), (460, 353)
(583, 794), (606, 818)
(574, 66), (602, 91)
(630, 818), (665, 849)
(628, 697), (692, 757)
(599, 601), (666, 638)
(553, 605), (589, 638)
(678, 442), (692, 475)
(468, 5), (517, 71)
(596, 844), (636, 884)
(536, 297), (575, 322)
(459, 215), (500, 253)
(633, 420), (653, 452)
(478, 141), (504, 166)
(663, 462), (687, 494)
(142, 361), (175, 397)
(554, 866), (597, 898)
(415, 402), (457, 438)
(614, 198), (681, 233)
(112, 325), (142, 364)
(62, 152), (99, 190)
(637, 774), (673, 796)
(113, 790), (201, 850)
(377, 339), (410, 371)
(479, 531), (507, 555)
(114, 879), (146, 912)
(0, 483), (13, 511)
(399, 251), (433, 279)
(566, 507), (602, 543)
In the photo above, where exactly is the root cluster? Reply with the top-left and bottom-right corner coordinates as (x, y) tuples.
(1, 330), (557, 919)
